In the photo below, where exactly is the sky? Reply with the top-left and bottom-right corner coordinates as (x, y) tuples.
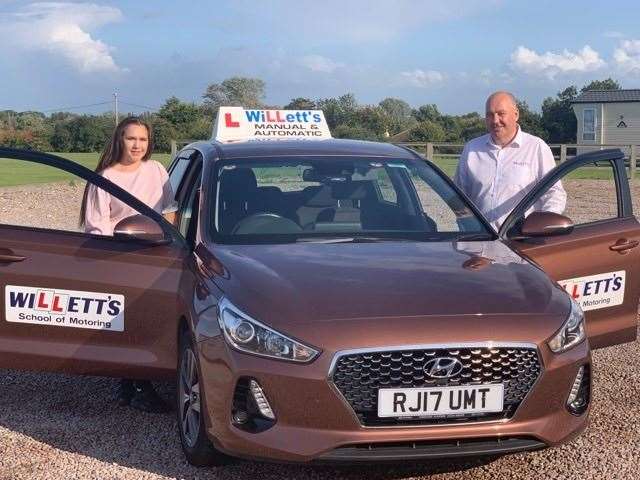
(1, 0), (640, 116)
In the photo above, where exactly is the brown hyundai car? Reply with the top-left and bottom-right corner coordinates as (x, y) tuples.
(0, 141), (638, 466)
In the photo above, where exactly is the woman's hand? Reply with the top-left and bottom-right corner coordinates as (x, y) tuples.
(163, 211), (177, 226)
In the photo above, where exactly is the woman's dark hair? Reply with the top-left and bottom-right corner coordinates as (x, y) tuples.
(79, 116), (154, 227)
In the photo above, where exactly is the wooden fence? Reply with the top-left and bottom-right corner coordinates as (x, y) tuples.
(171, 139), (639, 181)
(398, 142), (640, 181)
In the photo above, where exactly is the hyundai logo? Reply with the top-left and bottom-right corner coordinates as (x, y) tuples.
(424, 357), (463, 378)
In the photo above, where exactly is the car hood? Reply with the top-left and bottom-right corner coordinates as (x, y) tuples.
(206, 239), (569, 329)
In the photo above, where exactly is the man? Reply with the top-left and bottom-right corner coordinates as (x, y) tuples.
(454, 91), (566, 230)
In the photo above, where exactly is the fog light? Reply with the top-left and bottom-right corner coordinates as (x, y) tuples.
(249, 380), (275, 420)
(566, 365), (590, 416)
(231, 378), (276, 433)
(232, 410), (249, 424)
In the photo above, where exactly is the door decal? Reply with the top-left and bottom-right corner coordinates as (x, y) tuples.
(5, 285), (125, 331)
(559, 271), (625, 311)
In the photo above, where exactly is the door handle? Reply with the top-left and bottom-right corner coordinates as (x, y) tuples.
(609, 239), (639, 254)
(0, 254), (26, 263)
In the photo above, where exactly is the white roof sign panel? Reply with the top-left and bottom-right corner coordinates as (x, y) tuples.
(213, 106), (332, 143)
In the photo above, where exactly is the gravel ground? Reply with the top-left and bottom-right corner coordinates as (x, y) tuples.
(1, 179), (640, 479)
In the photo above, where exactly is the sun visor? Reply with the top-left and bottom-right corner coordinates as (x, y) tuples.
(212, 106), (332, 143)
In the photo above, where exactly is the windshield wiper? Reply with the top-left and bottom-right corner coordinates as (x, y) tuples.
(295, 235), (428, 244)
(455, 233), (496, 241)
(295, 237), (359, 244)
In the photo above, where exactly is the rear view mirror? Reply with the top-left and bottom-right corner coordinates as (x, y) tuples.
(518, 211), (574, 238)
(113, 214), (168, 244)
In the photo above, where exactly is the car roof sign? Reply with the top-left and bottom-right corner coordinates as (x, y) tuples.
(212, 106), (332, 143)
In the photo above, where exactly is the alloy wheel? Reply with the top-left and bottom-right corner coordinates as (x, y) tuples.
(179, 347), (201, 448)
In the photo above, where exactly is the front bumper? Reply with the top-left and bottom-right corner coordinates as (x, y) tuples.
(198, 336), (590, 463)
(314, 436), (546, 463)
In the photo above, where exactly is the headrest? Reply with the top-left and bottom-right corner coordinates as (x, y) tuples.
(219, 168), (257, 199)
(331, 180), (375, 200)
(304, 185), (336, 207)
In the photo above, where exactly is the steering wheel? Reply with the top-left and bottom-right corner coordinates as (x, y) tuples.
(232, 213), (303, 234)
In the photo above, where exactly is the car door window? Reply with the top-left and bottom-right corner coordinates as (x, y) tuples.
(174, 154), (202, 241)
(179, 175), (201, 240)
(168, 149), (195, 198)
(0, 149), (186, 378)
(556, 161), (618, 225)
(502, 149), (639, 349)
(521, 160), (619, 227)
(0, 156), (165, 236)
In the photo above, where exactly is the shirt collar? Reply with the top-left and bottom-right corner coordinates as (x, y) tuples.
(486, 125), (522, 149)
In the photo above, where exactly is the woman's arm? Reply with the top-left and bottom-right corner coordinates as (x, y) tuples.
(84, 184), (113, 235)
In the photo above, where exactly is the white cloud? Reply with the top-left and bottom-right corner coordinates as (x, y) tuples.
(0, 2), (124, 73)
(613, 39), (640, 73)
(300, 55), (344, 73)
(510, 45), (605, 79)
(400, 69), (445, 87)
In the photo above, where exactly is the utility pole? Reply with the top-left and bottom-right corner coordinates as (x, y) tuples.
(113, 92), (119, 126)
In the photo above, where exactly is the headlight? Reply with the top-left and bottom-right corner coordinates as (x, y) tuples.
(217, 298), (320, 363)
(548, 297), (586, 353)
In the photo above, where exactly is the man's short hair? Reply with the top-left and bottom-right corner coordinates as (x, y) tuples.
(486, 91), (518, 111)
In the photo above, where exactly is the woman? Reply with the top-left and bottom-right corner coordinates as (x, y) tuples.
(80, 116), (177, 413)
(80, 116), (177, 235)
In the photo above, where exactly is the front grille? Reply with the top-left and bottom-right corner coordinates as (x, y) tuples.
(330, 346), (541, 426)
(316, 436), (546, 462)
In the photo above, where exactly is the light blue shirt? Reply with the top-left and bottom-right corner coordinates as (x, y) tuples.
(453, 127), (566, 230)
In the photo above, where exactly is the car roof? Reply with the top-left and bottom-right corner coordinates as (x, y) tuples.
(206, 138), (419, 160)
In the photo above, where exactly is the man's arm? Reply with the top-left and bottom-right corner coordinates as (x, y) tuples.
(453, 144), (470, 196)
(534, 142), (567, 214)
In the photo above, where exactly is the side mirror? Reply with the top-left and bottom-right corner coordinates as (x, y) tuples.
(518, 211), (574, 238)
(113, 214), (168, 244)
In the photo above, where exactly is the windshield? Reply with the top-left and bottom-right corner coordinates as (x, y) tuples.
(211, 156), (491, 244)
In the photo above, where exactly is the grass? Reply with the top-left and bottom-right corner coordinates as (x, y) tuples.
(428, 156), (617, 180)
(0, 151), (619, 187)
(0, 152), (172, 187)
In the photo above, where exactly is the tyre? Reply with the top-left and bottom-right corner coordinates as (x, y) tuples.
(177, 330), (232, 466)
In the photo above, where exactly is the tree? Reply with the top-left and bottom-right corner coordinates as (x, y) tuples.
(284, 97), (316, 110)
(332, 124), (379, 141)
(379, 98), (414, 135)
(0, 130), (38, 149)
(541, 85), (578, 143)
(581, 78), (621, 92)
(413, 104), (441, 123)
(202, 77), (265, 114)
(187, 116), (214, 141)
(149, 116), (177, 153)
(66, 115), (112, 152)
(316, 93), (358, 129)
(158, 96), (202, 134)
(351, 106), (388, 138)
(407, 120), (446, 142)
(0, 110), (18, 130)
(50, 121), (73, 151)
(516, 101), (545, 139)
(458, 113), (486, 142)
(14, 112), (52, 150)
(438, 115), (462, 143)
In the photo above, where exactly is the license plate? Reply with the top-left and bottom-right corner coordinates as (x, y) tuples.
(377, 384), (504, 418)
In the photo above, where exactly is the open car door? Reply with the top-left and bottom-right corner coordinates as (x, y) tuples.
(500, 149), (639, 349)
(0, 148), (190, 379)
